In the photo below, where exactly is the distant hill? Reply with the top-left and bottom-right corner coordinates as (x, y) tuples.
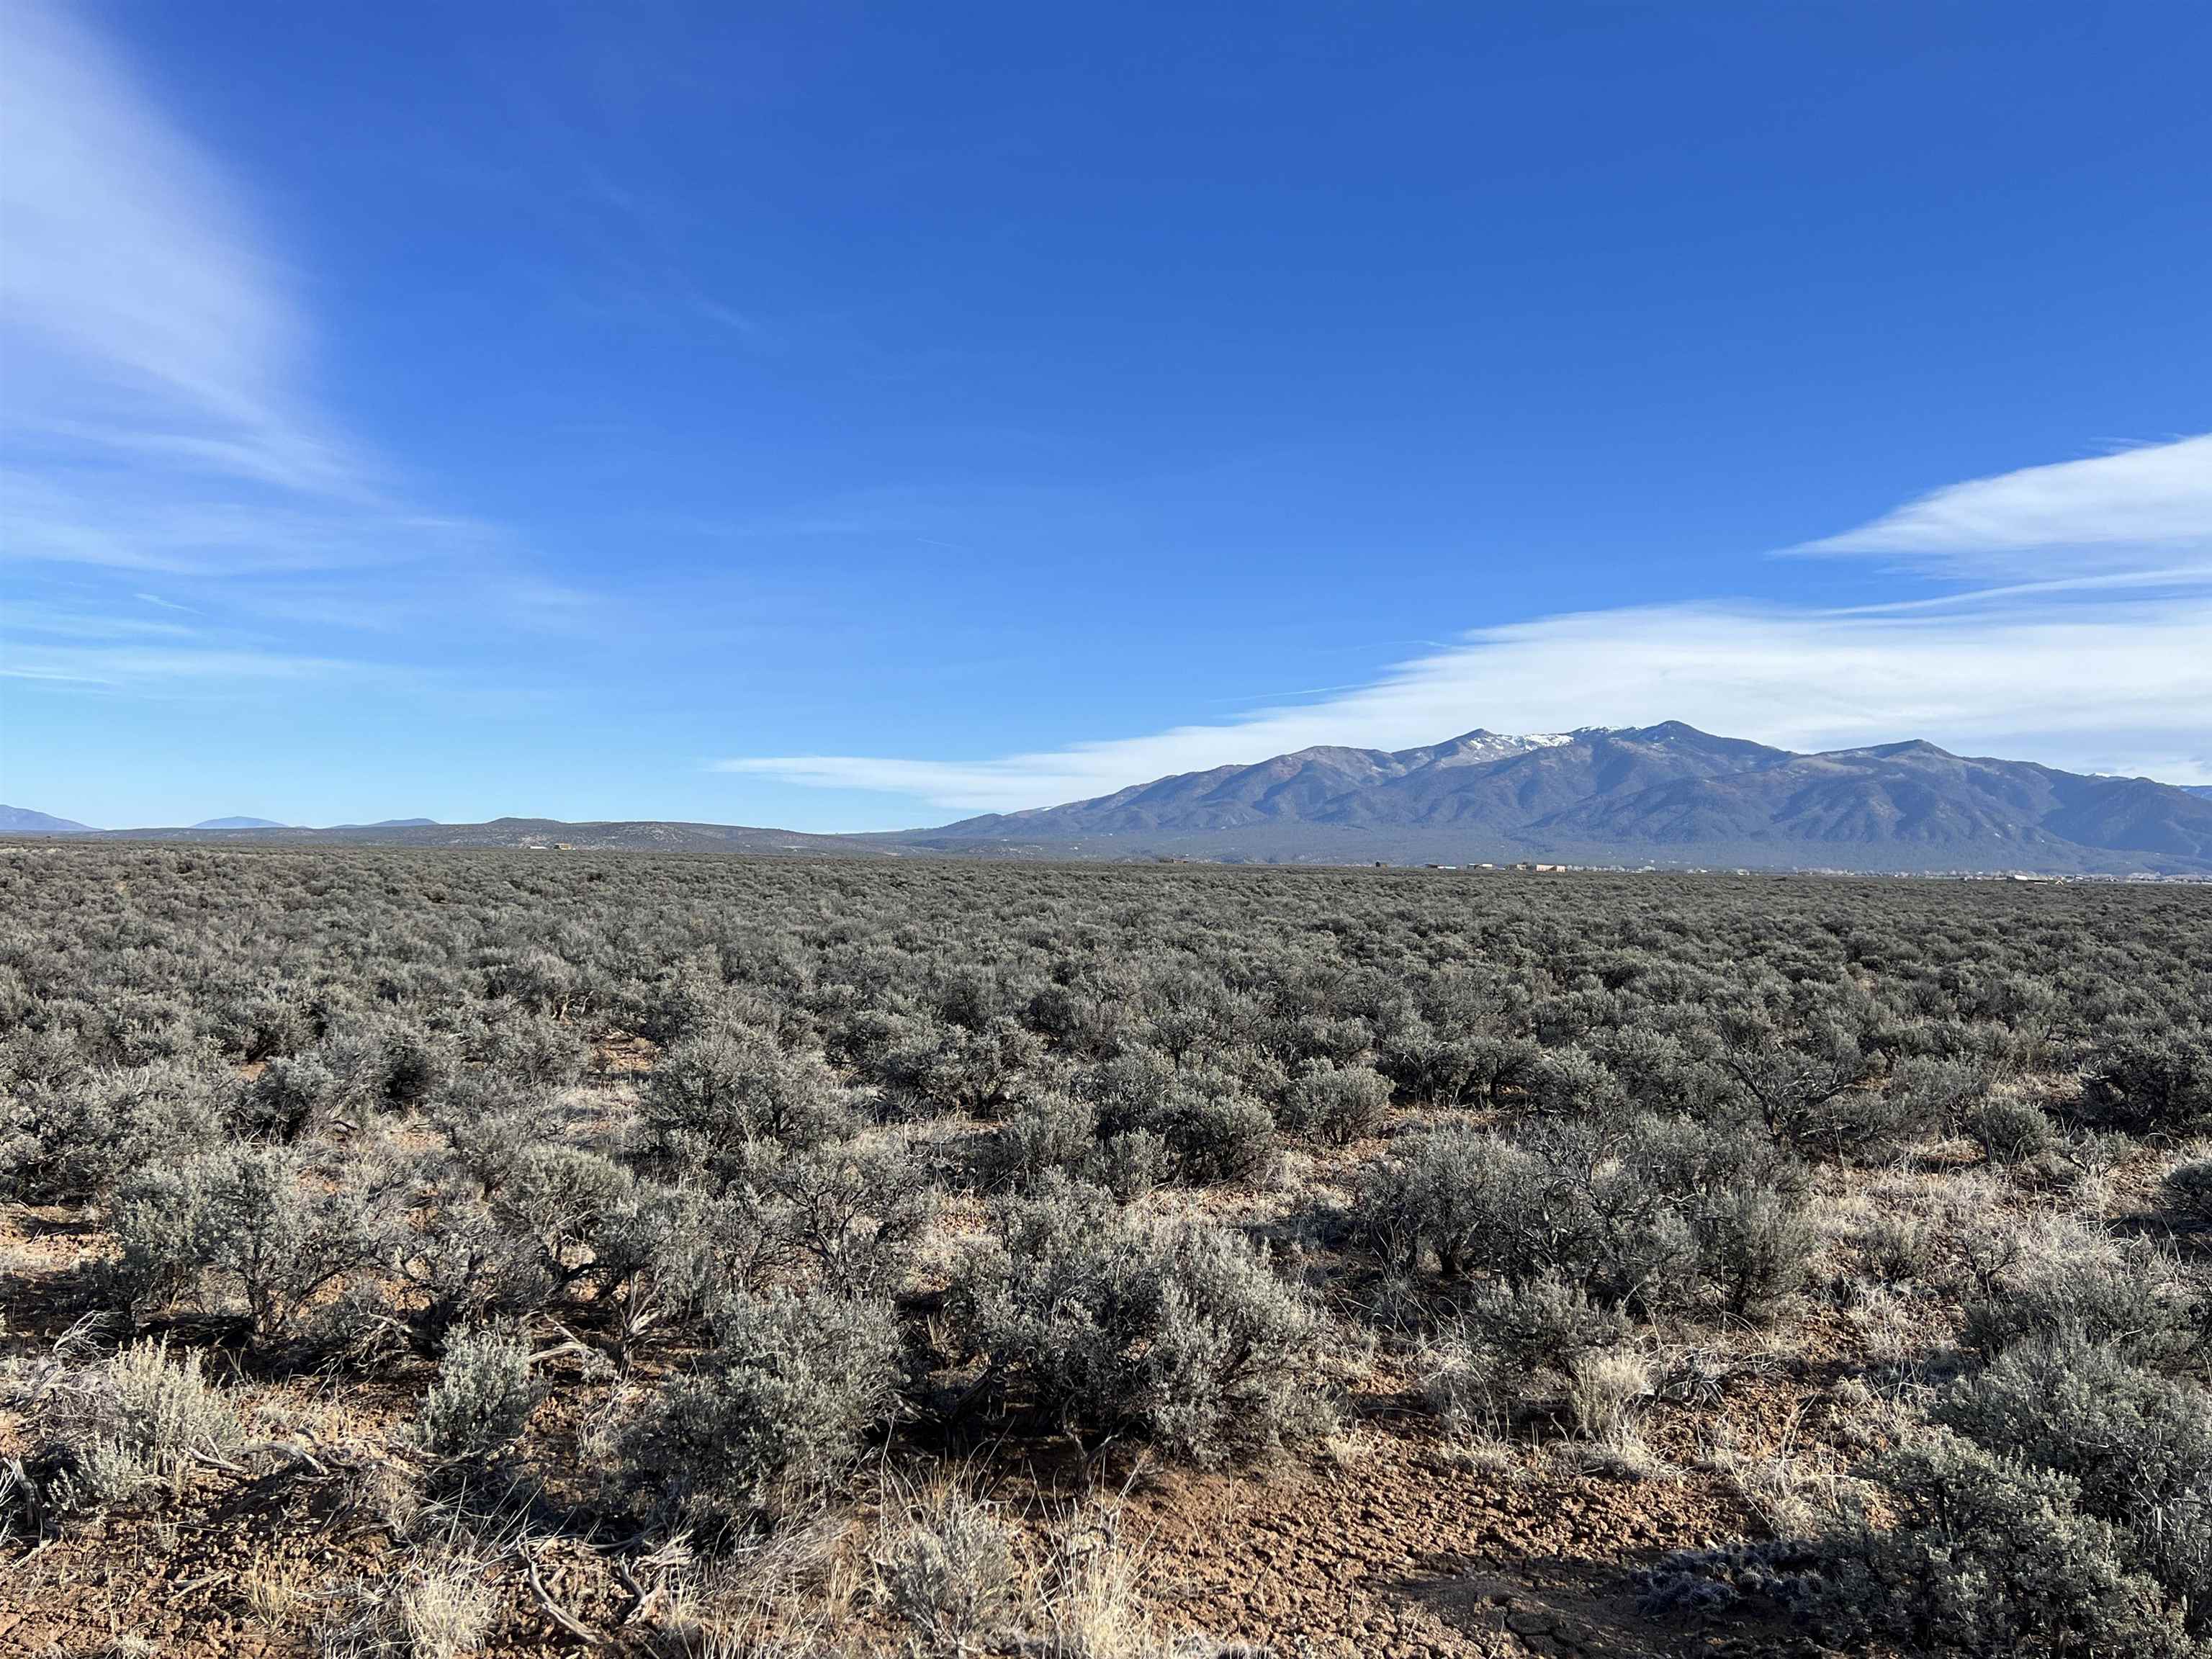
(0, 805), (91, 833)
(14, 727), (2209, 874)
(332, 818), (439, 828)
(2188, 786), (2212, 801)
(192, 816), (288, 830)
(889, 724), (2212, 875)
(44, 816), (893, 858)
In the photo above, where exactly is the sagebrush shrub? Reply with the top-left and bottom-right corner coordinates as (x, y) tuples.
(637, 1021), (855, 1184)
(2162, 1158), (2212, 1226)
(1357, 1116), (1808, 1321)
(2082, 1032), (2212, 1137)
(1889, 1052), (1992, 1128)
(1959, 1095), (2055, 1166)
(1830, 1429), (2195, 1658)
(109, 1144), (372, 1346)
(1960, 1235), (2200, 1372)
(1277, 1061), (1393, 1146)
(624, 1290), (902, 1527)
(973, 1091), (1099, 1192)
(953, 1174), (1328, 1461)
(1423, 1270), (1629, 1437)
(416, 1323), (541, 1462)
(26, 1340), (241, 1512)
(0, 1056), (225, 1202)
(1936, 1332), (2212, 1624)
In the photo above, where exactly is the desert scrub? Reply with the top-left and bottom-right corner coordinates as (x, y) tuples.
(1276, 1059), (1393, 1145)
(1833, 1429), (2198, 1658)
(871, 1480), (1022, 1655)
(415, 1323), (541, 1463)
(621, 1290), (902, 1532)
(108, 1143), (375, 1348)
(1420, 1270), (1629, 1439)
(0, 1053), (226, 1202)
(2164, 1156), (2212, 1226)
(1356, 1115), (1810, 1320)
(2082, 1030), (2212, 1137)
(16, 1339), (242, 1514)
(1959, 1230), (2201, 1372)
(1935, 1331), (2212, 1626)
(634, 1019), (858, 1184)
(952, 1174), (1331, 1461)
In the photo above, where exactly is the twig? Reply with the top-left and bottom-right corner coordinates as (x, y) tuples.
(523, 1552), (603, 1646)
(611, 1555), (663, 1627)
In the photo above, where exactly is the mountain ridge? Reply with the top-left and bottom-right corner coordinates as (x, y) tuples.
(8, 726), (2209, 873)
(0, 805), (92, 834)
(898, 724), (2212, 873)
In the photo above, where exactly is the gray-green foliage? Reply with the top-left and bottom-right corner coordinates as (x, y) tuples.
(1960, 1236), (2200, 1372)
(109, 1144), (371, 1346)
(953, 1175), (1328, 1461)
(26, 1341), (241, 1513)
(1277, 1060), (1393, 1145)
(1356, 1115), (1809, 1320)
(638, 1020), (855, 1184)
(2164, 1158), (2212, 1226)
(624, 1291), (902, 1527)
(1936, 1333), (2212, 1629)
(0, 1053), (225, 1203)
(416, 1323), (541, 1462)
(1958, 1094), (2056, 1166)
(1424, 1270), (1630, 1435)
(1832, 1429), (2195, 1658)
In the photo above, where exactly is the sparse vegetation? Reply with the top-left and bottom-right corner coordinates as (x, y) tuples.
(2, 843), (2208, 1655)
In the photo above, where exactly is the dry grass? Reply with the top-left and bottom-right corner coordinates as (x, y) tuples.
(316, 1547), (498, 1659)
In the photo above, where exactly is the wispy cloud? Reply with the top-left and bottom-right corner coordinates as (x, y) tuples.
(0, 0), (564, 692)
(720, 597), (2212, 811)
(723, 437), (2212, 816)
(0, 642), (400, 689)
(1791, 433), (2212, 579)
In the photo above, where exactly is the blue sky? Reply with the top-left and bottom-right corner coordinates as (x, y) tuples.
(2, 0), (2208, 830)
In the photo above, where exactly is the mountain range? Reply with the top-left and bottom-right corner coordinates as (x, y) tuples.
(7, 724), (2211, 873)
(891, 724), (2212, 873)
(0, 806), (91, 834)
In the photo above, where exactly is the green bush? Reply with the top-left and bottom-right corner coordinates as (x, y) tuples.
(20, 1340), (242, 1514)
(0, 1058), (225, 1203)
(953, 1175), (1328, 1461)
(1937, 1333), (2212, 1624)
(624, 1291), (902, 1528)
(416, 1324), (542, 1462)
(2082, 1033), (2212, 1137)
(637, 1021), (855, 1184)
(1832, 1429), (2194, 1658)
(109, 1145), (372, 1346)
(1277, 1061), (1393, 1146)
(2162, 1158), (2212, 1226)
(1961, 1238), (2200, 1372)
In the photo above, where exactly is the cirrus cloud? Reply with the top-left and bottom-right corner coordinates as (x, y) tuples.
(1791, 432), (2212, 579)
(721, 432), (2212, 819)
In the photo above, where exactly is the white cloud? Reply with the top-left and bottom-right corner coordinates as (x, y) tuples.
(1794, 433), (2212, 577)
(725, 434), (2212, 818)
(0, 642), (394, 688)
(0, 0), (580, 706)
(719, 598), (2212, 813)
(0, 1), (359, 493)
